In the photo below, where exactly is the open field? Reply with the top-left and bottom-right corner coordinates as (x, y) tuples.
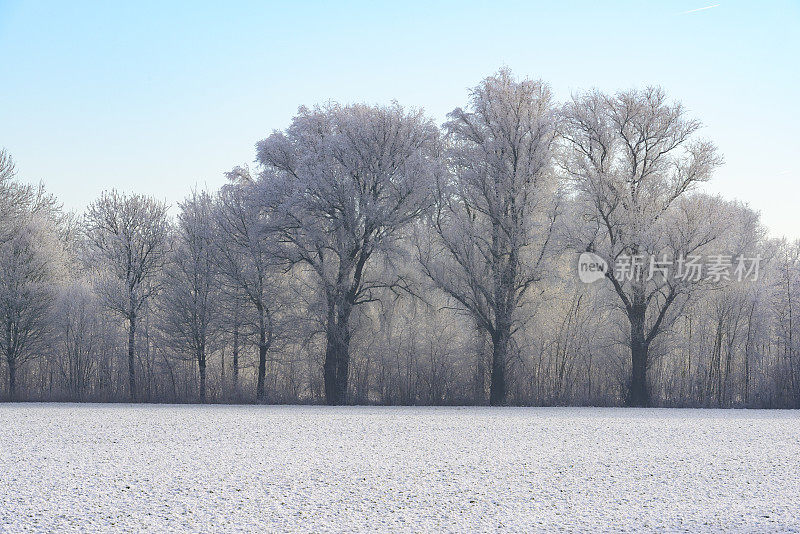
(1, 404), (799, 532)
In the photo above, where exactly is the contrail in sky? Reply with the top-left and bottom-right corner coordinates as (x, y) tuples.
(680, 4), (721, 14)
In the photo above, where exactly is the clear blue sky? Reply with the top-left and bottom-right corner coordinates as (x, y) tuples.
(1, 1), (798, 238)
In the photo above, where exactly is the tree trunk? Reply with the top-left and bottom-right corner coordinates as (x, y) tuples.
(711, 318), (723, 406)
(744, 311), (753, 407)
(324, 305), (351, 405)
(475, 326), (487, 405)
(628, 310), (650, 407)
(323, 339), (336, 405)
(220, 349), (225, 399)
(723, 334), (736, 406)
(198, 346), (206, 403)
(5, 318), (15, 401)
(489, 327), (509, 406)
(335, 327), (351, 405)
(232, 323), (239, 397)
(128, 313), (137, 402)
(256, 326), (267, 402)
(8, 355), (16, 401)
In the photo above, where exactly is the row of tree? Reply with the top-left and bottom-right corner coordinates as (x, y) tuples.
(2, 69), (797, 407)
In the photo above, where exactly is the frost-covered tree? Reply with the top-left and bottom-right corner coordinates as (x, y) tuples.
(771, 239), (800, 406)
(215, 170), (280, 402)
(561, 88), (725, 406)
(52, 282), (104, 400)
(0, 214), (63, 399)
(0, 150), (13, 183)
(84, 191), (170, 401)
(417, 69), (560, 405)
(0, 150), (64, 399)
(1, 80), (797, 408)
(256, 103), (439, 405)
(0, 149), (46, 240)
(161, 191), (219, 402)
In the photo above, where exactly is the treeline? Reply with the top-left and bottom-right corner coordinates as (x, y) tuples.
(2, 69), (798, 408)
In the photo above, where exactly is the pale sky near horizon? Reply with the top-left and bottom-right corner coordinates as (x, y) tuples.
(1, 1), (798, 238)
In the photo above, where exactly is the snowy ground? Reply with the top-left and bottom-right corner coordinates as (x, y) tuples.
(1, 405), (799, 532)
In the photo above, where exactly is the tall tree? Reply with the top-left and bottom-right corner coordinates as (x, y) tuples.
(0, 149), (63, 399)
(0, 215), (62, 399)
(561, 87), (724, 406)
(772, 239), (800, 406)
(417, 70), (560, 405)
(214, 171), (279, 402)
(52, 281), (104, 400)
(84, 191), (169, 401)
(161, 191), (219, 402)
(256, 102), (439, 404)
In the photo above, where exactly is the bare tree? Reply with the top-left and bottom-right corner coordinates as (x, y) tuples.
(52, 282), (104, 400)
(417, 70), (560, 405)
(0, 149), (47, 240)
(256, 102), (439, 405)
(0, 151), (64, 399)
(0, 150), (14, 184)
(84, 191), (170, 401)
(161, 191), (219, 402)
(772, 239), (800, 406)
(0, 216), (62, 399)
(1, 81), (798, 409)
(561, 88), (724, 406)
(214, 171), (280, 402)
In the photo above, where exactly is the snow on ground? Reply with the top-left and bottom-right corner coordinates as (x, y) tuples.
(0, 405), (799, 532)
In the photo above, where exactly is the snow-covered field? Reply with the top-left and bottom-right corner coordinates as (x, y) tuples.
(1, 405), (798, 532)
